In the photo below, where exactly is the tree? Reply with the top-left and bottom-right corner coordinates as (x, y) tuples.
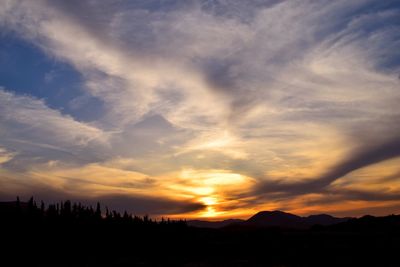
(95, 202), (101, 219)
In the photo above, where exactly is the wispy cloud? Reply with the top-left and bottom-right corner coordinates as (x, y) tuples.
(0, 0), (399, 217)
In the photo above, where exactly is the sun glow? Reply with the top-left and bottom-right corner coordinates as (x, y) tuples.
(201, 206), (219, 218)
(172, 169), (255, 218)
(200, 196), (218, 206)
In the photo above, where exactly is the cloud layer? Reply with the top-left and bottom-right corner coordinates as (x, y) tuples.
(0, 0), (399, 218)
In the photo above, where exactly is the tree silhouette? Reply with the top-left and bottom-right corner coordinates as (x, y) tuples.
(95, 202), (101, 218)
(2, 196), (399, 267)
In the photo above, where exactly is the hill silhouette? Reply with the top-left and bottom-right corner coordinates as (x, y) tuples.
(305, 213), (349, 225)
(246, 210), (305, 228)
(189, 210), (350, 229)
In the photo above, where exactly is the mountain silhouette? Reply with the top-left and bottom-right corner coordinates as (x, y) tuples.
(305, 214), (349, 226)
(245, 210), (306, 228)
(189, 210), (351, 229)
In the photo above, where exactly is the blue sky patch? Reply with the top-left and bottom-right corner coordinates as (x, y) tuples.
(0, 33), (104, 122)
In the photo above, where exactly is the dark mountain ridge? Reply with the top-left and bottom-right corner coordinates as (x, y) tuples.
(189, 210), (351, 229)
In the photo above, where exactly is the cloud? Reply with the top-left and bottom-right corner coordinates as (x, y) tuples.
(96, 195), (205, 216)
(0, 146), (15, 164)
(251, 137), (400, 197)
(0, 0), (399, 216)
(0, 88), (108, 169)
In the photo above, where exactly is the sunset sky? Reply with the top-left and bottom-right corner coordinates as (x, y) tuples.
(0, 0), (400, 219)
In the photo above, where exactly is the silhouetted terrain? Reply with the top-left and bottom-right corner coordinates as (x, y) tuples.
(245, 210), (350, 228)
(1, 198), (399, 266)
(188, 211), (349, 229)
(188, 218), (244, 228)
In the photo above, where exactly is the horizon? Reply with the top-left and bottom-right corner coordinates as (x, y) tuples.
(0, 196), (396, 222)
(1, 1), (400, 220)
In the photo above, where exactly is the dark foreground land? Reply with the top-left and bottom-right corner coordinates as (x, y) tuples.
(1, 199), (399, 267)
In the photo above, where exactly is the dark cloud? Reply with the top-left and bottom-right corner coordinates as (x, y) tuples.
(251, 137), (400, 198)
(311, 137), (400, 189)
(301, 188), (400, 207)
(0, 187), (205, 216)
(96, 195), (205, 215)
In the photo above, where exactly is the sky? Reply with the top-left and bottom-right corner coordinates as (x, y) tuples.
(0, 0), (400, 219)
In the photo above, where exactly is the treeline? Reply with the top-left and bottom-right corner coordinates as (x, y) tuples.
(1, 197), (190, 266)
(1, 197), (399, 266)
(0, 196), (186, 227)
